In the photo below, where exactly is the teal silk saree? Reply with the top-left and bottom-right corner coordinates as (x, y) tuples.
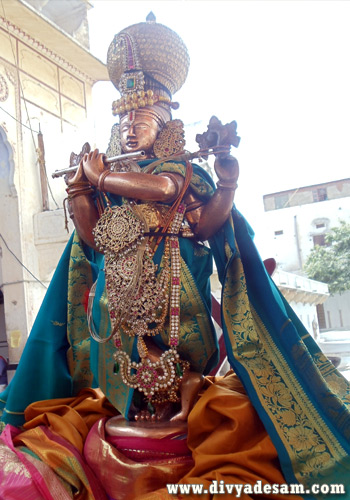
(1, 160), (350, 498)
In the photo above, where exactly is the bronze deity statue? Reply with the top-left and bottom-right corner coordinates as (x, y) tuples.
(64, 15), (239, 429)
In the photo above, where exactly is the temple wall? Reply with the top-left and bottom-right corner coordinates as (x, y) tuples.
(0, 11), (106, 369)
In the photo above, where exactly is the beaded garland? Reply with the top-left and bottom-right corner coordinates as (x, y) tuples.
(114, 349), (189, 402)
(90, 199), (190, 403)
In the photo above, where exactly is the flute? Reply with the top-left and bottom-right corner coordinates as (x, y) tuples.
(51, 150), (146, 178)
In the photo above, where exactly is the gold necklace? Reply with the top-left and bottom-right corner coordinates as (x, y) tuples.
(89, 200), (190, 403)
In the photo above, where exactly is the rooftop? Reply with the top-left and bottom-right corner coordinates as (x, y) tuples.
(0, 0), (109, 83)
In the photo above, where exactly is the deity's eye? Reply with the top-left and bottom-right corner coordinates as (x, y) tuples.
(134, 123), (150, 130)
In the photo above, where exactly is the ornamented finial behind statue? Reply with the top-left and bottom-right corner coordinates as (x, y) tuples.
(146, 11), (156, 23)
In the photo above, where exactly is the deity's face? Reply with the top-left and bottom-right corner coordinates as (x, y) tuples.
(120, 111), (160, 157)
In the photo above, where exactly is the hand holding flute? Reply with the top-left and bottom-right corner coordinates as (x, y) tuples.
(52, 150), (146, 178)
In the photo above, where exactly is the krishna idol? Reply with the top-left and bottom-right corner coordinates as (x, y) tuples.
(1, 13), (350, 500)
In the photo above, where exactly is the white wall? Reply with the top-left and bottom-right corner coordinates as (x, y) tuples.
(254, 196), (350, 330)
(256, 197), (350, 272)
(323, 291), (350, 331)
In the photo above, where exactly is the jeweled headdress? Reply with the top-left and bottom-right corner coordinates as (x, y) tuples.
(107, 12), (190, 119)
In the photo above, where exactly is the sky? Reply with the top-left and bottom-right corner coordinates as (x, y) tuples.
(87, 0), (350, 228)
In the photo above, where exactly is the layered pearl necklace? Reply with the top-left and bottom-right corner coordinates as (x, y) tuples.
(113, 203), (187, 402)
(90, 200), (189, 403)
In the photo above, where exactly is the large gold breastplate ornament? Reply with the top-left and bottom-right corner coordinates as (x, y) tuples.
(89, 201), (190, 404)
(92, 202), (170, 339)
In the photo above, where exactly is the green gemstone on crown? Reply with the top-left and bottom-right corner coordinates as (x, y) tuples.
(127, 78), (135, 89)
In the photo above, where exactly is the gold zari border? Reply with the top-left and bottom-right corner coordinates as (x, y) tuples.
(222, 253), (348, 490)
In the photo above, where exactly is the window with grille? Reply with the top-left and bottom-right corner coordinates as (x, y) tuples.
(313, 234), (326, 246)
(312, 188), (328, 202)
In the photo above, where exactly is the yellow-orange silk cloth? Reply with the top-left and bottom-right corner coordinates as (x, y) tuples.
(12, 377), (303, 500)
(140, 372), (303, 500)
(13, 388), (116, 500)
(22, 387), (116, 452)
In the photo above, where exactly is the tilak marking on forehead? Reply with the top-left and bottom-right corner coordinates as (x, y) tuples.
(128, 110), (135, 124)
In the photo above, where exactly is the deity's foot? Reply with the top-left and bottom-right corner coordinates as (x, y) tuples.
(133, 401), (176, 422)
(170, 408), (189, 422)
(134, 409), (161, 422)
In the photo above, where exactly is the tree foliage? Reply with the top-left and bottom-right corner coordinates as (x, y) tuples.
(305, 220), (350, 295)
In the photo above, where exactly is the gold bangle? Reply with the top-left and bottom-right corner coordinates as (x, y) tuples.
(216, 180), (238, 190)
(98, 169), (112, 192)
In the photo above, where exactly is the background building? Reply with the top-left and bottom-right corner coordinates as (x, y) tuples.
(262, 178), (350, 333)
(0, 0), (108, 375)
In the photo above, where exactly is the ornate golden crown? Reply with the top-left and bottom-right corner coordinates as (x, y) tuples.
(107, 13), (190, 117)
